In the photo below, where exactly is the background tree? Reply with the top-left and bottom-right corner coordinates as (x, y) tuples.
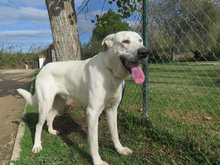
(46, 0), (81, 61)
(81, 37), (101, 60)
(92, 9), (131, 40)
(108, 0), (141, 19)
(81, 9), (131, 59)
(148, 0), (220, 61)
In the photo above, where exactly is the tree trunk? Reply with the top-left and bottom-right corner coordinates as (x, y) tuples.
(46, 0), (81, 61)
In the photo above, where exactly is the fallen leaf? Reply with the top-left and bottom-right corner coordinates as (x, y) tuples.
(64, 143), (68, 147)
(149, 97), (153, 100)
(8, 141), (14, 145)
(138, 108), (143, 112)
(204, 116), (212, 121)
(79, 144), (84, 148)
(148, 138), (153, 141)
(145, 159), (151, 164)
(210, 151), (215, 155)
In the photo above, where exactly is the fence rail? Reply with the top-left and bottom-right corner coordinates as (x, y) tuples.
(76, 0), (220, 161)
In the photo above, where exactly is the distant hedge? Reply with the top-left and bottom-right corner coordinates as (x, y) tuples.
(0, 51), (44, 69)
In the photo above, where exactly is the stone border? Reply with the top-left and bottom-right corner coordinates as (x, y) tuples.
(10, 75), (34, 164)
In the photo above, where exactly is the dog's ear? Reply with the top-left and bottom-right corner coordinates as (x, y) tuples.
(101, 34), (114, 52)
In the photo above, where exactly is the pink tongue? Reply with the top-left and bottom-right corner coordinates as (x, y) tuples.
(129, 62), (145, 84)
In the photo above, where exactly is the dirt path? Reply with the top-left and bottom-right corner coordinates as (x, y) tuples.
(0, 69), (34, 165)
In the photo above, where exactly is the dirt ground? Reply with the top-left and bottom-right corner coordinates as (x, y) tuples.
(0, 69), (34, 165)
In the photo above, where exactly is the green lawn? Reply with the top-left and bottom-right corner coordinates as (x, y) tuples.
(12, 62), (220, 164)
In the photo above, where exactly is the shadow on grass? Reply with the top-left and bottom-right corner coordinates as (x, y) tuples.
(22, 112), (92, 163)
(118, 110), (220, 164)
(21, 105), (219, 164)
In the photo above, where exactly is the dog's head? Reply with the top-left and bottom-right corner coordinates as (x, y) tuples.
(102, 31), (149, 84)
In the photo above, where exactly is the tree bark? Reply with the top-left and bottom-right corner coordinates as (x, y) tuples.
(46, 0), (81, 61)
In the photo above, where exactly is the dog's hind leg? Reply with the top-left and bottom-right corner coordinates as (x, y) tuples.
(47, 95), (66, 135)
(32, 93), (55, 154)
(47, 110), (59, 135)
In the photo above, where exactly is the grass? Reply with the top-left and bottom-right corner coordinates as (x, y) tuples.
(12, 62), (220, 164)
(147, 62), (220, 163)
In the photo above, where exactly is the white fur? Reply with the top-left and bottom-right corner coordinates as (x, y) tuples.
(17, 31), (146, 165)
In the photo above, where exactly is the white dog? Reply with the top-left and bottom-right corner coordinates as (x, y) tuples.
(17, 31), (148, 165)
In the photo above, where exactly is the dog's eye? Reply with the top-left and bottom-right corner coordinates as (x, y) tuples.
(139, 39), (142, 43)
(122, 40), (130, 44)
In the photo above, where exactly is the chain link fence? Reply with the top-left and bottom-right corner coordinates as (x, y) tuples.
(76, 0), (220, 160)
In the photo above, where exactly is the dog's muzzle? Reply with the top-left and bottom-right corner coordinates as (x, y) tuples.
(137, 47), (149, 60)
(119, 47), (149, 84)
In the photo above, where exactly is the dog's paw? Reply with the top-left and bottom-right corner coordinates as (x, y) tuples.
(48, 129), (59, 135)
(32, 145), (42, 154)
(116, 147), (133, 155)
(94, 161), (109, 165)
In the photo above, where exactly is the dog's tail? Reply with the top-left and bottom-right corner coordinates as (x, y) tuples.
(17, 88), (38, 108)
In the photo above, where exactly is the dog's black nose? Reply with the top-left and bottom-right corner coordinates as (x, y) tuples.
(137, 47), (149, 60)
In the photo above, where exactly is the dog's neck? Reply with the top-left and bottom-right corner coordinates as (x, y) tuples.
(99, 51), (130, 80)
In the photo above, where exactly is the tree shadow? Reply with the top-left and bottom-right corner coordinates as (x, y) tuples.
(0, 71), (33, 98)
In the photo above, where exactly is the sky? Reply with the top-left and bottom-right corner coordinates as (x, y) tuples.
(0, 0), (85, 52)
(0, 0), (141, 52)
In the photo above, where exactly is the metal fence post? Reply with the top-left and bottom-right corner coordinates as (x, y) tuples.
(143, 0), (149, 121)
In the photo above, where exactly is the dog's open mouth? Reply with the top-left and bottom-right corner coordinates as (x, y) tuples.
(120, 57), (145, 84)
(120, 57), (131, 73)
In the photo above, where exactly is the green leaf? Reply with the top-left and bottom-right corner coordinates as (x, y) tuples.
(116, 0), (122, 8)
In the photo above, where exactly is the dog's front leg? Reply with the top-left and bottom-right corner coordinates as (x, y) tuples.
(105, 107), (133, 155)
(87, 107), (108, 165)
